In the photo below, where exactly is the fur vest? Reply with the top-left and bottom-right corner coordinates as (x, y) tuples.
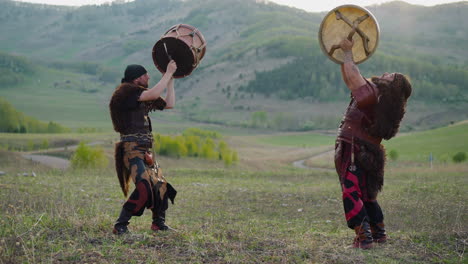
(109, 83), (166, 135)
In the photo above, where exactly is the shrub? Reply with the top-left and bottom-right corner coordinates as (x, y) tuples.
(388, 149), (399, 161)
(182, 127), (220, 139)
(154, 128), (238, 166)
(185, 135), (200, 156)
(452, 152), (466, 163)
(70, 142), (108, 169)
(232, 151), (238, 163)
(200, 138), (218, 159)
(41, 139), (49, 149)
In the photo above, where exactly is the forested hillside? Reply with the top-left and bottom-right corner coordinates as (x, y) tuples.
(0, 0), (466, 131)
(0, 52), (36, 86)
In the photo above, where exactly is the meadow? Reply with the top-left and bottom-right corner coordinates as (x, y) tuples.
(0, 122), (466, 263)
(383, 122), (468, 163)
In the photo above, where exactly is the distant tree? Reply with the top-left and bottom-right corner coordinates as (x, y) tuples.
(251, 111), (268, 128)
(0, 51), (35, 86)
(452, 152), (466, 163)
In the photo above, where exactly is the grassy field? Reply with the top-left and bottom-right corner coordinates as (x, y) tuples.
(255, 132), (336, 148)
(384, 121), (468, 163)
(0, 66), (115, 130)
(0, 124), (466, 263)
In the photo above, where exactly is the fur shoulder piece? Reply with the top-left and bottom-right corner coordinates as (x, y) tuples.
(109, 83), (145, 133)
(146, 97), (167, 112)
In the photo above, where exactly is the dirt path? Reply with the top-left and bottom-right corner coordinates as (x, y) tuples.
(20, 141), (103, 170)
(291, 149), (335, 171)
(20, 138), (334, 172)
(22, 154), (70, 170)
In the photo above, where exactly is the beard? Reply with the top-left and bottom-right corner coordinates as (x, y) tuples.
(135, 78), (149, 88)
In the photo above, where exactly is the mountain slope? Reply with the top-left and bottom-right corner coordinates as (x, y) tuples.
(0, 0), (466, 131)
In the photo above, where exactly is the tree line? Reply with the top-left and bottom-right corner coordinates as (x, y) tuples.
(239, 50), (468, 102)
(0, 52), (36, 87)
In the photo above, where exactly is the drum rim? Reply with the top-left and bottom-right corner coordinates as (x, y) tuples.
(164, 23), (207, 45)
(318, 4), (380, 65)
(153, 23), (207, 78)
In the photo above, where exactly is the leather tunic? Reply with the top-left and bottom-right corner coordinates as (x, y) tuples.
(337, 80), (382, 146)
(109, 83), (166, 144)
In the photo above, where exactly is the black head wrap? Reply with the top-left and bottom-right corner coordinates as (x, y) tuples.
(121, 64), (147, 83)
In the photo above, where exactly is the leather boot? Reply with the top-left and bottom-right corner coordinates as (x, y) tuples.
(371, 222), (387, 243)
(353, 222), (373, 249)
(151, 210), (169, 231)
(113, 208), (132, 235)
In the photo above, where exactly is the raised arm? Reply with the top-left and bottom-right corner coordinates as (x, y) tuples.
(139, 60), (177, 101)
(164, 77), (175, 109)
(340, 39), (366, 92)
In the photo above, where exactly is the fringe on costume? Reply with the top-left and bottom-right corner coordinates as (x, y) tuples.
(115, 142), (131, 197)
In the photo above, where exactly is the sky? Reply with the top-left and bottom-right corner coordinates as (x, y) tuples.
(13, 0), (464, 12)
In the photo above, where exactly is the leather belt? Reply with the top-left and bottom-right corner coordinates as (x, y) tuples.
(338, 121), (382, 145)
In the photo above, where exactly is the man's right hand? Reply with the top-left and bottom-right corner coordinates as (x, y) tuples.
(340, 38), (354, 52)
(166, 60), (177, 75)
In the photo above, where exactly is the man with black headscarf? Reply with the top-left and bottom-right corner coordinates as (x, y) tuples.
(109, 60), (178, 234)
(334, 38), (412, 249)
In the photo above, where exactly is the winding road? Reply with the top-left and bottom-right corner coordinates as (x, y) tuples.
(292, 149), (335, 171)
(21, 141), (334, 171)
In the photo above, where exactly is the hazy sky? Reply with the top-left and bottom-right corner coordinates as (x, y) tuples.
(14, 0), (464, 12)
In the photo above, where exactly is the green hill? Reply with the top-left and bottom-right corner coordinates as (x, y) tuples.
(384, 121), (468, 162)
(0, 0), (466, 131)
(0, 96), (68, 133)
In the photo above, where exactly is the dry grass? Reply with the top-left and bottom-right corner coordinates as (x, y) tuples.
(0, 150), (466, 263)
(0, 131), (466, 263)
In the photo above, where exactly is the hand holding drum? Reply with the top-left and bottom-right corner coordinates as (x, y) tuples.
(166, 60), (177, 76)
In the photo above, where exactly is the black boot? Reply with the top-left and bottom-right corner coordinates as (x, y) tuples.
(371, 222), (387, 243)
(151, 210), (169, 231)
(113, 208), (132, 235)
(353, 221), (373, 249)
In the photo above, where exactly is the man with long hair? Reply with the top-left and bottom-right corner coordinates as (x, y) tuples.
(334, 37), (412, 249)
(109, 61), (178, 234)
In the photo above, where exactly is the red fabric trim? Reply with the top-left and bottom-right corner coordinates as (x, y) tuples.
(345, 198), (364, 221)
(343, 170), (364, 221)
(127, 181), (149, 213)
